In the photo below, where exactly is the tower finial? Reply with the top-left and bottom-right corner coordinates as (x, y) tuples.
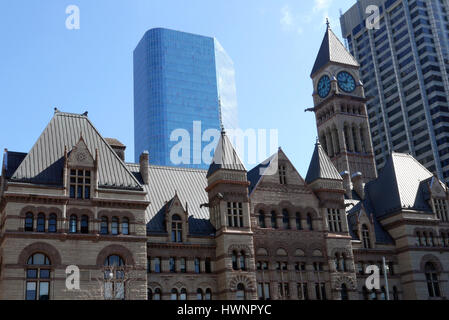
(326, 18), (330, 29)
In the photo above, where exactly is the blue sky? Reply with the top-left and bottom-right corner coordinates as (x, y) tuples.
(0, 0), (356, 176)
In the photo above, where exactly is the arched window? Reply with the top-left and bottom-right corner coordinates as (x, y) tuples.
(307, 214), (313, 231)
(154, 288), (161, 300)
(171, 214), (182, 243)
(194, 258), (201, 274)
(122, 218), (129, 235)
(416, 231), (422, 246)
(340, 284), (349, 300)
(425, 262), (441, 298)
(100, 216), (108, 235)
(429, 232), (435, 247)
(69, 215), (77, 233)
(335, 253), (341, 271)
(258, 211), (266, 228)
(25, 213), (34, 232)
(393, 286), (399, 300)
(362, 225), (371, 249)
(380, 286), (386, 300)
(111, 217), (119, 235)
(271, 211), (278, 229)
(232, 251), (238, 270)
(236, 283), (246, 300)
(205, 258), (212, 273)
(81, 215), (89, 234)
(171, 289), (178, 300)
(296, 213), (302, 230)
(180, 288), (187, 300)
(282, 210), (290, 229)
(205, 289), (212, 300)
(239, 251), (246, 271)
(37, 214), (45, 232)
(197, 288), (204, 300)
(26, 253), (51, 300)
(341, 254), (347, 272)
(48, 214), (57, 233)
(103, 255), (125, 300)
(147, 288), (153, 300)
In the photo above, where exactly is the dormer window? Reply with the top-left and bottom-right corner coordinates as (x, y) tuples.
(69, 169), (91, 200)
(279, 165), (287, 185)
(433, 199), (448, 222)
(171, 215), (183, 243)
(362, 225), (371, 249)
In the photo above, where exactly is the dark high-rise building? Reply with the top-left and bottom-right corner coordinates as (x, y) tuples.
(133, 28), (238, 169)
(340, 0), (449, 182)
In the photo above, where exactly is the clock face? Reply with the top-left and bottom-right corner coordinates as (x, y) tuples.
(317, 75), (331, 98)
(337, 71), (356, 93)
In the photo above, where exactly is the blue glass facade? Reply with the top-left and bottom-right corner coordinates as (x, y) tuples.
(134, 28), (235, 169)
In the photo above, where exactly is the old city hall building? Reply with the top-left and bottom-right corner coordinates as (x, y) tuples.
(1, 25), (449, 300)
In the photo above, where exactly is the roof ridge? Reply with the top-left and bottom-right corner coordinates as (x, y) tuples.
(82, 116), (142, 187)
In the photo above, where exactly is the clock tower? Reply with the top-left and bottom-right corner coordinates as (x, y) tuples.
(310, 23), (377, 190)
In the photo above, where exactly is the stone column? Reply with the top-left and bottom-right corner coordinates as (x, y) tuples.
(326, 131), (334, 157)
(354, 125), (363, 153)
(332, 128), (340, 154)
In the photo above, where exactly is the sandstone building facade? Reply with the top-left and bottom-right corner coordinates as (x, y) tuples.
(0, 26), (448, 300)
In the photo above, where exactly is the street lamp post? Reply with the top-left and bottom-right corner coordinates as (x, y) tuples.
(383, 257), (390, 301)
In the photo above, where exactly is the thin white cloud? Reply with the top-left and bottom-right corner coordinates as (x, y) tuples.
(280, 5), (293, 29)
(313, 0), (334, 12)
(280, 0), (338, 36)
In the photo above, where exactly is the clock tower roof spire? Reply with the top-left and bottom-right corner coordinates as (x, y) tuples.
(310, 24), (359, 77)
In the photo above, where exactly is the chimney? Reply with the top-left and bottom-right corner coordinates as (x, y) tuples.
(105, 138), (126, 162)
(341, 171), (352, 199)
(140, 151), (149, 185)
(352, 172), (365, 200)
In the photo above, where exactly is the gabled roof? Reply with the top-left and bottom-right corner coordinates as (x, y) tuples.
(365, 153), (434, 218)
(10, 111), (142, 190)
(305, 141), (342, 183)
(126, 164), (214, 236)
(346, 200), (394, 245)
(207, 131), (246, 178)
(311, 25), (359, 77)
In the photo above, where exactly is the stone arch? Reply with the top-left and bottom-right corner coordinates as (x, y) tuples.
(19, 206), (63, 219)
(294, 248), (306, 257)
(96, 244), (135, 266)
(172, 281), (187, 290)
(67, 207), (95, 219)
(228, 244), (253, 257)
(329, 247), (352, 258)
(229, 275), (255, 292)
(97, 210), (135, 223)
(312, 249), (323, 257)
(276, 248), (288, 257)
(256, 248), (269, 256)
(333, 275), (357, 290)
(420, 254), (444, 273)
(18, 242), (62, 267)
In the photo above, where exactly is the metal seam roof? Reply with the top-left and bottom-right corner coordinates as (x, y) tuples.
(305, 142), (342, 183)
(11, 112), (142, 190)
(311, 26), (360, 77)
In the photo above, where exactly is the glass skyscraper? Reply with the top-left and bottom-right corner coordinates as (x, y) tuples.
(134, 28), (238, 169)
(340, 0), (449, 182)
